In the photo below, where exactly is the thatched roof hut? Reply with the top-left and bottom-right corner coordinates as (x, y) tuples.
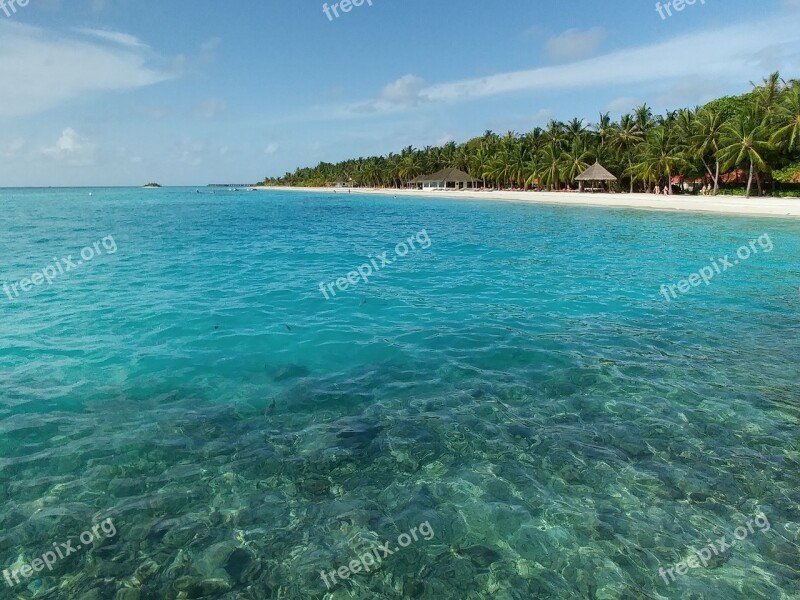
(576, 161), (617, 192)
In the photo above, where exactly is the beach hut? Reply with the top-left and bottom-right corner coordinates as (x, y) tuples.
(576, 161), (617, 193)
(414, 168), (479, 190)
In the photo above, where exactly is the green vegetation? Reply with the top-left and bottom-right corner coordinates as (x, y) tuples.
(143, 183), (162, 188)
(774, 162), (800, 183)
(261, 73), (800, 198)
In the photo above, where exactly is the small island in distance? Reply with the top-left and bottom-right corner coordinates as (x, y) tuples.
(143, 183), (162, 188)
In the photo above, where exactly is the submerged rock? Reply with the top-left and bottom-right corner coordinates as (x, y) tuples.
(114, 589), (141, 600)
(333, 416), (383, 449)
(271, 364), (310, 382)
(297, 475), (331, 498)
(456, 544), (502, 568)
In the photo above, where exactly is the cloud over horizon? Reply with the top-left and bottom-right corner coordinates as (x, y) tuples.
(0, 22), (172, 118)
(335, 16), (800, 118)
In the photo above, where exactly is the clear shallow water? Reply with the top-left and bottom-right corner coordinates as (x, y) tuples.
(0, 187), (798, 599)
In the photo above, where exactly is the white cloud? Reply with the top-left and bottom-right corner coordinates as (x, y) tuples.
(0, 22), (172, 118)
(173, 138), (206, 166)
(336, 16), (800, 117)
(545, 28), (606, 63)
(530, 108), (554, 124)
(486, 108), (553, 134)
(193, 99), (227, 119)
(346, 75), (427, 114)
(655, 77), (727, 107)
(379, 74), (425, 106)
(425, 18), (800, 104)
(41, 128), (96, 166)
(604, 97), (640, 113)
(3, 138), (26, 159)
(201, 37), (222, 52)
(264, 143), (279, 155)
(137, 105), (171, 120)
(435, 134), (454, 146)
(74, 28), (147, 49)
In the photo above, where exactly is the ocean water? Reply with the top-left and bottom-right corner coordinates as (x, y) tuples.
(0, 187), (798, 600)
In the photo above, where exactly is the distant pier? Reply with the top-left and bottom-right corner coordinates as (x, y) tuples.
(207, 184), (256, 188)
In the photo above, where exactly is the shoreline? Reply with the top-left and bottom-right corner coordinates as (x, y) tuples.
(257, 186), (800, 218)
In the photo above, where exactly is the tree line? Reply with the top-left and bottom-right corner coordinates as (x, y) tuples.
(260, 73), (800, 198)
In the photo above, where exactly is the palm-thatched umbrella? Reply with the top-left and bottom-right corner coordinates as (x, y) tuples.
(576, 161), (617, 193)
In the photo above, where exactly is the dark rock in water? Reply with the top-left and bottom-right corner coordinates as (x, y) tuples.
(225, 548), (256, 582)
(114, 589), (141, 600)
(333, 417), (383, 449)
(272, 364), (310, 382)
(507, 424), (534, 438)
(705, 546), (733, 569)
(298, 475), (331, 498)
(175, 576), (232, 596)
(688, 491), (711, 503)
(403, 577), (426, 598)
(594, 522), (617, 541)
(456, 545), (502, 568)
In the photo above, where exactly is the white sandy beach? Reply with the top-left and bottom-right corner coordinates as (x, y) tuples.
(259, 187), (800, 218)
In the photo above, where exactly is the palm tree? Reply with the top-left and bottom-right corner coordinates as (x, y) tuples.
(565, 118), (587, 146)
(718, 107), (773, 198)
(485, 152), (511, 189)
(634, 126), (686, 195)
(674, 108), (695, 142)
(470, 144), (491, 188)
(545, 120), (568, 153)
(692, 107), (726, 194)
(386, 153), (402, 187)
(560, 138), (593, 186)
(634, 104), (655, 135)
(506, 143), (531, 189)
(267, 71), (796, 199)
(441, 141), (458, 168)
(771, 82), (800, 153)
(609, 115), (645, 192)
(521, 128), (546, 156)
(398, 151), (424, 185)
(529, 144), (562, 191)
(594, 112), (612, 151)
(454, 145), (472, 173)
(753, 71), (784, 124)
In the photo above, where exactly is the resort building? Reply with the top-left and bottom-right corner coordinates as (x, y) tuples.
(412, 168), (480, 190)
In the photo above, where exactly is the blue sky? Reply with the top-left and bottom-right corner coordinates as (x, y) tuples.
(1, 0), (799, 186)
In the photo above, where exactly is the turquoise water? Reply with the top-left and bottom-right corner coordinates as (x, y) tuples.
(1, 187), (798, 599)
